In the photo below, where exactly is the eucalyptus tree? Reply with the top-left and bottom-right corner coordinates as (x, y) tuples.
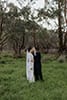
(8, 19), (26, 57)
(0, 0), (8, 52)
(7, 0), (67, 53)
(53, 0), (67, 53)
(6, 3), (26, 57)
(62, 0), (67, 52)
(16, 0), (40, 46)
(37, 0), (67, 53)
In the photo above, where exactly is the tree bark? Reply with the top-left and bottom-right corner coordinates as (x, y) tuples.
(0, 12), (3, 51)
(58, 0), (63, 53)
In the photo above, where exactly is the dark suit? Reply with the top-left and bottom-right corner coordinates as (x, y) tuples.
(34, 52), (43, 81)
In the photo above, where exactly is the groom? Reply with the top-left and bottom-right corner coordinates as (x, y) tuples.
(33, 46), (43, 81)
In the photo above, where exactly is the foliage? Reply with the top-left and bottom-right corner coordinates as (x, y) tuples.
(0, 0), (67, 55)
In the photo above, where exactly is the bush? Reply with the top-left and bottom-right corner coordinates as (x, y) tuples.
(42, 54), (57, 63)
(57, 55), (66, 63)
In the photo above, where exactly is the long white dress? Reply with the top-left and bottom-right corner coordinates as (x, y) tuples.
(26, 50), (29, 80)
(26, 51), (35, 83)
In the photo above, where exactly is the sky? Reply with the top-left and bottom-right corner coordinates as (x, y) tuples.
(8, 0), (45, 9)
(7, 0), (57, 30)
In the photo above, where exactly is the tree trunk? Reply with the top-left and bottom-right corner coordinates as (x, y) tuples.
(32, 29), (36, 46)
(58, 0), (63, 53)
(63, 0), (67, 52)
(64, 32), (67, 53)
(0, 7), (3, 52)
(13, 47), (22, 58)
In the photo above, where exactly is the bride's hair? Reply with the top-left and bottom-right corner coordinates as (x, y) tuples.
(28, 47), (32, 52)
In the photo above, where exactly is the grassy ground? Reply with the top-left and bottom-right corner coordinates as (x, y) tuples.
(0, 53), (67, 100)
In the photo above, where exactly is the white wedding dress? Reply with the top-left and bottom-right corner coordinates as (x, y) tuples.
(26, 50), (29, 80)
(26, 51), (35, 83)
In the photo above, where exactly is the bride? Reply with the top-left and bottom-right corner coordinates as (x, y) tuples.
(26, 47), (35, 83)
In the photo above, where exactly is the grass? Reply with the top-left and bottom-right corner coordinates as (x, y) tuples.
(0, 53), (67, 100)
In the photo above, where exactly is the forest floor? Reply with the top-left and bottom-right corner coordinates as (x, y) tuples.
(0, 52), (67, 100)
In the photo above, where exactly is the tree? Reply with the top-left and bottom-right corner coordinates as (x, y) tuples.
(0, 0), (8, 52)
(37, 0), (67, 53)
(56, 0), (67, 53)
(63, 0), (67, 51)
(5, 3), (26, 57)
(16, 0), (39, 46)
(58, 0), (63, 53)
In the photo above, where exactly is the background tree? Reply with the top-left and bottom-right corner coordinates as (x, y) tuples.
(0, 0), (8, 52)
(37, 0), (67, 54)
(5, 3), (26, 57)
(0, 0), (67, 56)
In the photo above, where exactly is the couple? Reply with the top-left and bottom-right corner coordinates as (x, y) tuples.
(26, 46), (43, 83)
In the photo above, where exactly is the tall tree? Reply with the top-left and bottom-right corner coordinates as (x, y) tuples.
(16, 0), (38, 46)
(6, 3), (26, 57)
(58, 0), (63, 53)
(37, 0), (67, 53)
(0, 0), (8, 52)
